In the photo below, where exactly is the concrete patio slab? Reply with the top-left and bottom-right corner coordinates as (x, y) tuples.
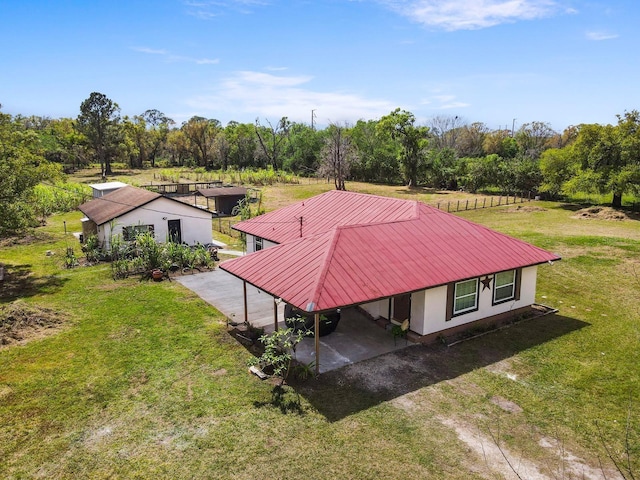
(176, 269), (284, 329)
(175, 268), (414, 373)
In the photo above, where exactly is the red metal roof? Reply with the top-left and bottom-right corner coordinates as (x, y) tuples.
(233, 189), (419, 244)
(221, 197), (561, 313)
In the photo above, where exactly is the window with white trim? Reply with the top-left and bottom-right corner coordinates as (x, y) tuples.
(123, 224), (154, 241)
(453, 278), (479, 315)
(493, 270), (516, 304)
(254, 236), (263, 251)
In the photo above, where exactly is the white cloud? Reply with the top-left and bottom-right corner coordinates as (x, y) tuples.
(422, 94), (470, 110)
(184, 71), (396, 125)
(586, 31), (619, 41)
(379, 0), (560, 30)
(131, 47), (168, 55)
(183, 0), (269, 19)
(131, 46), (219, 65)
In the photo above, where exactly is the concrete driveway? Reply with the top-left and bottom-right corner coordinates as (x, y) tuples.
(176, 269), (414, 373)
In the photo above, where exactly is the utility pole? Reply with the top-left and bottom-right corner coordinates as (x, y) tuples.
(311, 110), (316, 131)
(512, 118), (516, 137)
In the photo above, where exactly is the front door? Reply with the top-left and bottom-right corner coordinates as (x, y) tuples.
(392, 294), (411, 323)
(168, 219), (182, 243)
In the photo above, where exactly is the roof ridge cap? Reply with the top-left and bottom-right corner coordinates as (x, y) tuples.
(305, 227), (341, 312)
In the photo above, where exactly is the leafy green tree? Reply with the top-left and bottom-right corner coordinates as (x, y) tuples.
(350, 119), (400, 184)
(121, 115), (147, 168)
(142, 109), (174, 167)
(377, 108), (429, 186)
(0, 108), (60, 236)
(483, 129), (518, 159)
(459, 155), (499, 193)
(165, 128), (190, 166)
(570, 112), (640, 207)
(225, 121), (258, 169)
(45, 118), (89, 170)
(282, 122), (322, 174)
(539, 147), (577, 198)
(425, 148), (458, 190)
(76, 92), (121, 176)
(181, 116), (220, 168)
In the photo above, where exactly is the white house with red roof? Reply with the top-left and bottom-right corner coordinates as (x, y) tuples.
(79, 185), (213, 249)
(221, 190), (560, 348)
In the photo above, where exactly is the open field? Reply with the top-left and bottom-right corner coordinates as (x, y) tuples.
(1, 179), (639, 479)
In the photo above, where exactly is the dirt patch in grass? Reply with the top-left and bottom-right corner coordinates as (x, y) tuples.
(572, 206), (633, 221)
(504, 205), (547, 213)
(440, 417), (614, 480)
(0, 300), (67, 347)
(0, 231), (55, 247)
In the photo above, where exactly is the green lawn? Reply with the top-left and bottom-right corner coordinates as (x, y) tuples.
(1, 188), (639, 479)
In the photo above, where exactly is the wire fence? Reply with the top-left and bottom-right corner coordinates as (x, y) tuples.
(436, 193), (532, 212)
(213, 217), (242, 237)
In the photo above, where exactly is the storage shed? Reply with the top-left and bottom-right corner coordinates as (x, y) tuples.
(195, 187), (248, 215)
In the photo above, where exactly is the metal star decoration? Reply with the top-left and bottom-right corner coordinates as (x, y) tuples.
(481, 275), (492, 291)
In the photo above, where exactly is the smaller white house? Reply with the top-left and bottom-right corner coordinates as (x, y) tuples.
(89, 181), (128, 198)
(79, 185), (213, 249)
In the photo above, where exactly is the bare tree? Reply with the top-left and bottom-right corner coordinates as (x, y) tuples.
(428, 115), (466, 150)
(318, 123), (357, 191)
(254, 117), (290, 170)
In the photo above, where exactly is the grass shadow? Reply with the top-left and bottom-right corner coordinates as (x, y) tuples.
(0, 264), (68, 303)
(295, 313), (588, 422)
(394, 186), (439, 196)
(253, 384), (307, 416)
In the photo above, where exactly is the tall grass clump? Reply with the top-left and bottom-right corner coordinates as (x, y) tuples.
(33, 182), (92, 217)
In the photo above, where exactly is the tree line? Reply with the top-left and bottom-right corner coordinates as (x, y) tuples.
(2, 92), (639, 235)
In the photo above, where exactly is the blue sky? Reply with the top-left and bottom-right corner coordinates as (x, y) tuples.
(1, 0), (638, 132)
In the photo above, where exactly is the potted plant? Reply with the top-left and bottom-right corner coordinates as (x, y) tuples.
(283, 304), (341, 337)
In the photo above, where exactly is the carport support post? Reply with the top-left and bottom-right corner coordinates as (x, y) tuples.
(314, 313), (320, 376)
(243, 281), (248, 324)
(273, 298), (278, 331)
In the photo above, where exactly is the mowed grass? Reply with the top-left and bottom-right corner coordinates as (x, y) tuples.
(1, 183), (639, 478)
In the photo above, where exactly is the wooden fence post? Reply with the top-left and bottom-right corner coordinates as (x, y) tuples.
(474, 199), (477, 210)
(447, 202), (450, 212)
(456, 200), (460, 211)
(483, 198), (486, 208)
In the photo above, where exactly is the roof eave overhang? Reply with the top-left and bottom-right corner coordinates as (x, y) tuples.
(220, 256), (561, 315)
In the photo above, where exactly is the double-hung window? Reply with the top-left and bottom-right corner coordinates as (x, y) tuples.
(493, 270), (516, 304)
(254, 236), (263, 251)
(453, 278), (479, 316)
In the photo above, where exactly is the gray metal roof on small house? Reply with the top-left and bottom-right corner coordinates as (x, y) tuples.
(197, 186), (248, 198)
(78, 185), (212, 226)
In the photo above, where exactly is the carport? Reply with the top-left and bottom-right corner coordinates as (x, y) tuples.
(175, 269), (412, 373)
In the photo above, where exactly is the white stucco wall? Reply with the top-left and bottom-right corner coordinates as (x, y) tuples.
(98, 197), (212, 249)
(360, 298), (388, 319)
(361, 266), (539, 336)
(411, 266), (538, 336)
(245, 234), (278, 254)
